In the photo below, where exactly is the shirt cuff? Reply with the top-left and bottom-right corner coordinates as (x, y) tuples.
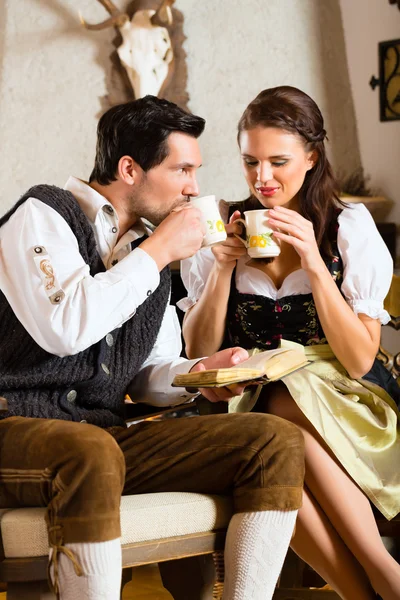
(168, 357), (206, 390)
(166, 357), (207, 403)
(111, 248), (160, 305)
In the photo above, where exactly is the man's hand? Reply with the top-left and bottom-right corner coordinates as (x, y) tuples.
(140, 205), (205, 270)
(190, 346), (249, 403)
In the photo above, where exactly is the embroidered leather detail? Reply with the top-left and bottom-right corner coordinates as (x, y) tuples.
(40, 259), (55, 291)
(32, 247), (65, 304)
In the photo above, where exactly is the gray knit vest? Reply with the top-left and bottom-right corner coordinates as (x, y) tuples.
(0, 185), (171, 428)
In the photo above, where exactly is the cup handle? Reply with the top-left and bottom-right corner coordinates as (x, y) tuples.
(233, 218), (247, 247)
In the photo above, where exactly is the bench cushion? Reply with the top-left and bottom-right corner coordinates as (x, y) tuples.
(0, 492), (233, 558)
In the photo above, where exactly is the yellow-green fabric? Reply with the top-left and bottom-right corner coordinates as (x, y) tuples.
(229, 340), (400, 520)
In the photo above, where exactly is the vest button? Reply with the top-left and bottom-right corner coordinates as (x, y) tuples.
(101, 363), (110, 375)
(103, 205), (114, 215)
(67, 390), (77, 403)
(147, 290), (152, 297)
(106, 334), (114, 347)
(111, 226), (118, 233)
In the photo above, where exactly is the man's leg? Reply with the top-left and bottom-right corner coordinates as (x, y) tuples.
(0, 417), (125, 599)
(115, 412), (305, 600)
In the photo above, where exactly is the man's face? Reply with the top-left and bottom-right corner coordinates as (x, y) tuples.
(129, 132), (202, 225)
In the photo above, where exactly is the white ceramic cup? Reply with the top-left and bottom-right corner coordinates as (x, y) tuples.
(190, 195), (227, 247)
(234, 209), (281, 258)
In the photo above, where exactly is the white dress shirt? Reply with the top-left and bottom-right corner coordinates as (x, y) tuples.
(0, 176), (198, 406)
(179, 204), (393, 325)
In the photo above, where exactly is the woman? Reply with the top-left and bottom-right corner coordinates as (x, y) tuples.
(179, 86), (400, 600)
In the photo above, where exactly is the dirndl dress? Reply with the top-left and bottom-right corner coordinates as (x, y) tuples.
(224, 234), (400, 520)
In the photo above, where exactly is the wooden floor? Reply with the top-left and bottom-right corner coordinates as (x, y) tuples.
(125, 565), (173, 599)
(0, 564), (173, 599)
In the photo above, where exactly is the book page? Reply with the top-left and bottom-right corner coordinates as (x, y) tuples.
(264, 351), (308, 380)
(236, 348), (292, 372)
(172, 347), (308, 388)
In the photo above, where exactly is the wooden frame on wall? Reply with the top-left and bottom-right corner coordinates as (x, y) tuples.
(378, 38), (400, 122)
(370, 38), (400, 122)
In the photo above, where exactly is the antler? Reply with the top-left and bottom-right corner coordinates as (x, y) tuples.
(151, 0), (175, 26)
(79, 0), (129, 31)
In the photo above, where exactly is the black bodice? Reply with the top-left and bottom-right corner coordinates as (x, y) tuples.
(225, 248), (343, 351)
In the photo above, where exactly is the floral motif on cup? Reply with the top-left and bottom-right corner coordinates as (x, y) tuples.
(207, 219), (226, 233)
(247, 232), (273, 248)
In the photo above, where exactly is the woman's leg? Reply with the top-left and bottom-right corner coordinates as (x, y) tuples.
(293, 486), (375, 599)
(261, 384), (400, 600)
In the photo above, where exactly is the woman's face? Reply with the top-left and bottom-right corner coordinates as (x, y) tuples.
(239, 126), (316, 210)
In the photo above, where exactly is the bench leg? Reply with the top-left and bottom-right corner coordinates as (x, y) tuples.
(7, 580), (56, 600)
(211, 551), (224, 599)
(120, 567), (132, 599)
(159, 554), (216, 600)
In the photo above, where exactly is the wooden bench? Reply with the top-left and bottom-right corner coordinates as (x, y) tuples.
(0, 491), (232, 600)
(0, 399), (232, 599)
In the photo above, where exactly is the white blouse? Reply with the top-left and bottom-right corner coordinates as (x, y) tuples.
(178, 204), (393, 325)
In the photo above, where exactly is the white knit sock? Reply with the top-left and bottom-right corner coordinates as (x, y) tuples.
(223, 510), (297, 600)
(54, 539), (122, 600)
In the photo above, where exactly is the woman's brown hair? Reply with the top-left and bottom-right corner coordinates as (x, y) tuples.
(237, 86), (346, 259)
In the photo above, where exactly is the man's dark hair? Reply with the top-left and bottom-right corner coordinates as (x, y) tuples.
(89, 96), (205, 185)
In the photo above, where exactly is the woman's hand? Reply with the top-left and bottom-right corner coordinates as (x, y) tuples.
(211, 211), (247, 270)
(268, 206), (326, 273)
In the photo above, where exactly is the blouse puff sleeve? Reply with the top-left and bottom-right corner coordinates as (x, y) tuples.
(177, 199), (231, 313)
(338, 203), (393, 324)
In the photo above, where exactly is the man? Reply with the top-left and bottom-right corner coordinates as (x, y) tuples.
(0, 96), (304, 600)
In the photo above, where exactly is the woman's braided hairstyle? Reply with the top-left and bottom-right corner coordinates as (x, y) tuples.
(237, 86), (345, 259)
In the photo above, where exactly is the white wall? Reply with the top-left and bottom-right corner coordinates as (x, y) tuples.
(0, 0), (114, 208)
(340, 0), (400, 353)
(0, 0), (360, 212)
(180, 0), (361, 201)
(339, 0), (400, 228)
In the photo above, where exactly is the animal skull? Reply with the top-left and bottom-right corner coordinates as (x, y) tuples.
(117, 10), (173, 98)
(80, 0), (175, 99)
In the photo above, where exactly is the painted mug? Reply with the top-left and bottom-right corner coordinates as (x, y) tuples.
(190, 195), (227, 247)
(234, 209), (281, 258)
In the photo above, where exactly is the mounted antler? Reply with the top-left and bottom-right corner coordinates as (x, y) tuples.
(80, 1), (176, 99)
(151, 0), (175, 26)
(79, 0), (129, 30)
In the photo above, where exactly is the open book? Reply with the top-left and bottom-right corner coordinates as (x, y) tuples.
(172, 348), (309, 388)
